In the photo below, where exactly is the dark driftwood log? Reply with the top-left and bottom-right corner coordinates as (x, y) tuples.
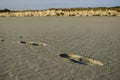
(19, 41), (26, 44)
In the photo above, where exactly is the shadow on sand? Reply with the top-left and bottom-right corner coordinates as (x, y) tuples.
(59, 54), (87, 65)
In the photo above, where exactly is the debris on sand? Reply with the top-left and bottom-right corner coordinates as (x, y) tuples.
(28, 41), (47, 46)
(28, 41), (39, 46)
(60, 53), (104, 66)
(19, 41), (26, 44)
(18, 41), (47, 46)
(19, 36), (23, 38)
(0, 38), (5, 42)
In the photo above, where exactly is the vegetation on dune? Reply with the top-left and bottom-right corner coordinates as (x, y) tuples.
(49, 6), (120, 11)
(0, 6), (120, 12)
(0, 9), (11, 12)
(0, 6), (120, 17)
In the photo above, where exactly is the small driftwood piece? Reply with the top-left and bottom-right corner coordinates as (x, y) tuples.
(28, 41), (47, 46)
(19, 41), (26, 44)
(0, 38), (5, 42)
(60, 53), (104, 66)
(18, 41), (47, 46)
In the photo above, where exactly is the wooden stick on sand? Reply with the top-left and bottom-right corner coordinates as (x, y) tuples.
(60, 53), (104, 66)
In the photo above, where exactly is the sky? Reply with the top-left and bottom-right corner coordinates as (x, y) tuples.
(0, 0), (120, 10)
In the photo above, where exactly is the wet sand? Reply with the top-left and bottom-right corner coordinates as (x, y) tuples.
(0, 17), (120, 80)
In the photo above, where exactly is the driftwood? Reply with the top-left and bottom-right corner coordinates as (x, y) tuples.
(0, 38), (5, 42)
(60, 53), (104, 66)
(18, 41), (47, 46)
(28, 41), (47, 46)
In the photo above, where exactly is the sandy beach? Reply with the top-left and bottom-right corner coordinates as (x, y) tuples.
(0, 17), (120, 80)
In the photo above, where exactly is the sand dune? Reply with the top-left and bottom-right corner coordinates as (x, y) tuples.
(0, 9), (120, 17)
